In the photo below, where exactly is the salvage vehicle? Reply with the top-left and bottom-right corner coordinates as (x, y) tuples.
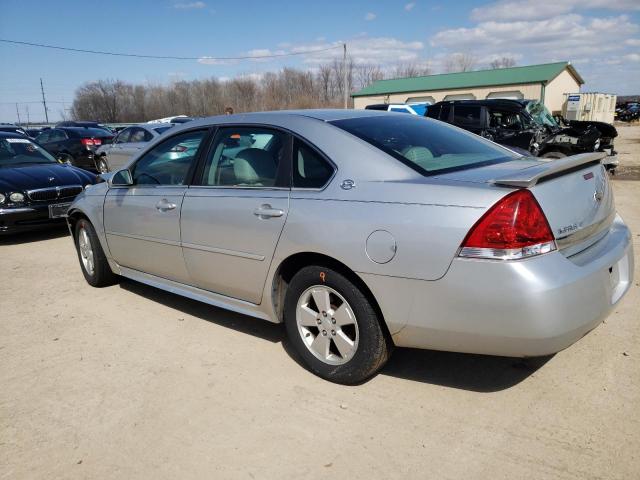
(67, 110), (633, 384)
(95, 123), (173, 173)
(426, 99), (618, 169)
(0, 132), (95, 234)
(35, 126), (114, 172)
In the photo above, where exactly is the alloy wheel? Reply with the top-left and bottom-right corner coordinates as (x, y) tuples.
(295, 285), (359, 365)
(78, 227), (95, 276)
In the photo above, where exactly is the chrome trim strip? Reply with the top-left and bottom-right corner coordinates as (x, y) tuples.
(556, 210), (616, 250)
(0, 207), (37, 215)
(105, 231), (181, 247)
(458, 241), (556, 260)
(181, 242), (265, 261)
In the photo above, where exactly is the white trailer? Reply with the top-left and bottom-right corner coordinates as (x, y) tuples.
(562, 92), (616, 124)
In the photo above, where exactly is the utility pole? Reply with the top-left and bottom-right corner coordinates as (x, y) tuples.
(343, 43), (349, 109)
(26, 105), (30, 126)
(40, 78), (49, 124)
(15, 103), (21, 124)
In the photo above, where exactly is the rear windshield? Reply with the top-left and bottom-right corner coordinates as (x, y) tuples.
(331, 115), (518, 175)
(68, 128), (113, 137)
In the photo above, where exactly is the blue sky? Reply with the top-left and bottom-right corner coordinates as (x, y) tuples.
(1, 0), (639, 122)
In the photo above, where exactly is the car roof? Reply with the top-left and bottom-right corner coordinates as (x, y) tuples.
(54, 126), (113, 133)
(0, 131), (29, 139)
(432, 99), (528, 110)
(184, 109), (391, 129)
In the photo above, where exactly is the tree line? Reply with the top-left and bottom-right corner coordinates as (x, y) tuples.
(70, 55), (516, 123)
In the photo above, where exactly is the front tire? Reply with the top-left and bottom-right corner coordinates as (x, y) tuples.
(284, 265), (391, 384)
(74, 218), (118, 287)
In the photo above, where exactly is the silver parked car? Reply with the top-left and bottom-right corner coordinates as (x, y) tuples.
(67, 110), (634, 384)
(94, 123), (173, 174)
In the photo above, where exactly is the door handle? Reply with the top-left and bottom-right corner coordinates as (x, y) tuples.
(254, 204), (284, 218)
(156, 199), (177, 212)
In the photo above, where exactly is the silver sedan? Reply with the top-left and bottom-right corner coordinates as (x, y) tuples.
(94, 123), (173, 174)
(67, 110), (634, 384)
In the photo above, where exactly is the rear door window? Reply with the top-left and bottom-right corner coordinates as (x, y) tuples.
(453, 105), (481, 126)
(292, 139), (334, 189)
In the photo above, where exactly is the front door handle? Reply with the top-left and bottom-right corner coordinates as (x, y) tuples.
(254, 204), (284, 219)
(156, 199), (177, 212)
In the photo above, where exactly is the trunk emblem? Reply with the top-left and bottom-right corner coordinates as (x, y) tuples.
(48, 177), (55, 182)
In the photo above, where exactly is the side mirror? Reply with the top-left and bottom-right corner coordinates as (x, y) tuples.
(110, 169), (133, 186)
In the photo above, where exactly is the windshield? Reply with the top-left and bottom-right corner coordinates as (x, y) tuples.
(0, 137), (58, 167)
(525, 101), (558, 128)
(330, 115), (519, 176)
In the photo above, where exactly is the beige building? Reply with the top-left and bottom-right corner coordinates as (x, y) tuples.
(352, 62), (584, 114)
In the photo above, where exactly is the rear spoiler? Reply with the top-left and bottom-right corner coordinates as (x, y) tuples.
(491, 152), (606, 188)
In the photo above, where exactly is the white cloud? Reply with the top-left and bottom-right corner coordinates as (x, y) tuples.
(626, 38), (640, 46)
(364, 12), (376, 21)
(624, 53), (640, 62)
(405, 2), (416, 11)
(471, 0), (640, 22)
(431, 14), (638, 60)
(173, 1), (206, 9)
(292, 37), (424, 65)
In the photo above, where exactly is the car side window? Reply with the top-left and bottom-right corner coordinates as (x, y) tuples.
(143, 130), (154, 142)
(129, 128), (146, 143)
(131, 130), (206, 186)
(453, 106), (481, 126)
(292, 139), (334, 189)
(36, 131), (50, 143)
(50, 129), (67, 142)
(116, 128), (132, 144)
(440, 104), (451, 121)
(201, 127), (286, 187)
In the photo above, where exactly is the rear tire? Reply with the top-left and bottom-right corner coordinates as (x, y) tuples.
(284, 265), (391, 384)
(74, 218), (118, 287)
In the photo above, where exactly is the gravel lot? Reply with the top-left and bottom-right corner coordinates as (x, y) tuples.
(1, 126), (639, 479)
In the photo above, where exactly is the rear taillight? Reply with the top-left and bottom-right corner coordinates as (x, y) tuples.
(459, 189), (556, 260)
(80, 138), (94, 146)
(93, 138), (102, 146)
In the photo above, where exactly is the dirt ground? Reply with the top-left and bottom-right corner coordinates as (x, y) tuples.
(1, 127), (639, 480)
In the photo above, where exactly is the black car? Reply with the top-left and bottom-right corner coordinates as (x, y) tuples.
(35, 126), (114, 171)
(0, 124), (29, 137)
(56, 120), (113, 132)
(0, 132), (96, 234)
(426, 99), (618, 167)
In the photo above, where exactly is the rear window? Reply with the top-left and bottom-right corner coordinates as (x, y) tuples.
(330, 115), (518, 176)
(153, 126), (172, 135)
(453, 105), (481, 126)
(67, 128), (113, 138)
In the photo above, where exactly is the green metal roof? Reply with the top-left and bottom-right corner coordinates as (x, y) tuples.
(351, 62), (583, 97)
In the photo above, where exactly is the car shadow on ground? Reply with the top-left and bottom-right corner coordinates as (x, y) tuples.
(119, 279), (552, 392)
(0, 226), (69, 245)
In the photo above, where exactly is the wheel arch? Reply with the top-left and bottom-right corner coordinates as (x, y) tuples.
(270, 251), (393, 344)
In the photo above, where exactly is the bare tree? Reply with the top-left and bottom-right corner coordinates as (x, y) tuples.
(443, 53), (477, 73)
(392, 62), (432, 78)
(490, 56), (517, 69)
(354, 64), (385, 90)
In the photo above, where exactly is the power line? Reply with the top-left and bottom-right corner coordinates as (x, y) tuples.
(0, 38), (342, 61)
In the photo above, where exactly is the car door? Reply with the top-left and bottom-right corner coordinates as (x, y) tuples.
(181, 126), (291, 304)
(106, 127), (132, 170)
(103, 129), (208, 283)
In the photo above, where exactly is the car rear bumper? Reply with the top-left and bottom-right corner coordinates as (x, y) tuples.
(363, 215), (634, 357)
(0, 205), (68, 235)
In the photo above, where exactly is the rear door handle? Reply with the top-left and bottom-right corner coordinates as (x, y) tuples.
(156, 199), (177, 212)
(254, 204), (284, 218)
